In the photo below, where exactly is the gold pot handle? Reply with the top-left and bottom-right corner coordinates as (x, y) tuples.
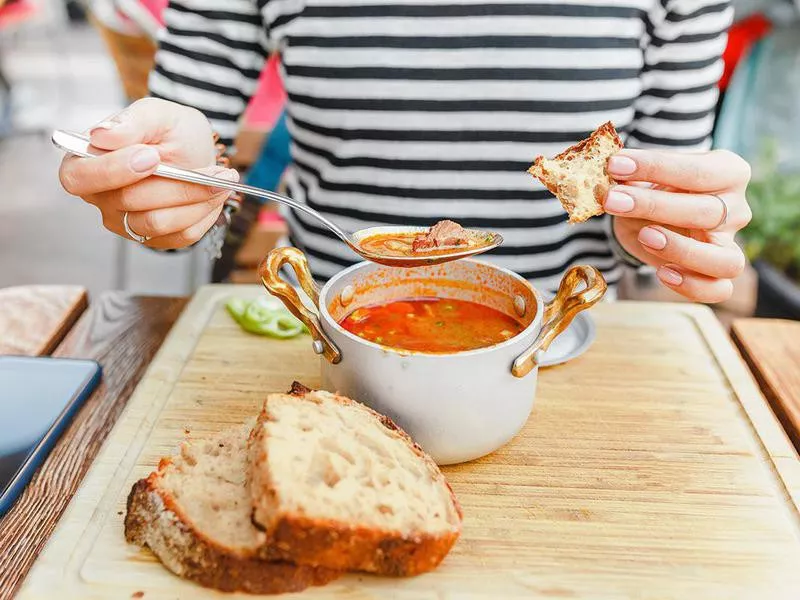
(258, 247), (342, 364)
(511, 265), (607, 378)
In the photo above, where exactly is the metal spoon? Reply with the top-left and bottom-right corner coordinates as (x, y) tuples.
(52, 129), (503, 267)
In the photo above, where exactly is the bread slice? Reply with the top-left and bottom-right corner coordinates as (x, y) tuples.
(528, 121), (623, 223)
(124, 422), (340, 594)
(248, 382), (463, 576)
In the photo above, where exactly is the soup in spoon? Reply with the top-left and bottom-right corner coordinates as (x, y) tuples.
(359, 220), (495, 259)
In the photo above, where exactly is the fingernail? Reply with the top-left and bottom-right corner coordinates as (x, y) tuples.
(638, 226), (667, 250)
(608, 155), (637, 176)
(129, 147), (160, 173)
(658, 265), (683, 287)
(604, 189), (634, 213)
(211, 168), (240, 193)
(90, 120), (117, 134)
(89, 115), (123, 136)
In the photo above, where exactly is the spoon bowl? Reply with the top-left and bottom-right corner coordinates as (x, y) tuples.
(52, 130), (502, 267)
(350, 225), (503, 267)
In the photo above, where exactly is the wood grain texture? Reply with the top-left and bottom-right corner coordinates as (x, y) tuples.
(13, 287), (800, 600)
(733, 318), (800, 452)
(0, 285), (88, 356)
(0, 293), (187, 600)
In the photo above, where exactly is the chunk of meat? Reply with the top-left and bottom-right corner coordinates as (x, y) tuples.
(412, 220), (469, 252)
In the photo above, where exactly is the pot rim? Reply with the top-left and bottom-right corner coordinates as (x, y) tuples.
(317, 258), (544, 359)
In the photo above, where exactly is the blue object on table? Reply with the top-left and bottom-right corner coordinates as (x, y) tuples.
(0, 356), (101, 517)
(244, 109), (292, 194)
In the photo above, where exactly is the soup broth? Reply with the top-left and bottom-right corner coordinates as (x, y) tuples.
(359, 233), (450, 257)
(358, 220), (492, 258)
(338, 297), (525, 353)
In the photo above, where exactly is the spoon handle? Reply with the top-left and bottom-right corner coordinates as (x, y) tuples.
(51, 130), (353, 246)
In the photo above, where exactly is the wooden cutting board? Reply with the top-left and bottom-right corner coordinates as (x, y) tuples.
(0, 285), (88, 356)
(16, 286), (800, 600)
(733, 319), (800, 452)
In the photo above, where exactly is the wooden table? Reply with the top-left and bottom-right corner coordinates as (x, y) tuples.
(2, 287), (799, 599)
(733, 318), (800, 452)
(13, 288), (800, 600)
(0, 290), (187, 600)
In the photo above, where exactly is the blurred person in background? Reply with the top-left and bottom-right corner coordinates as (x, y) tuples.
(717, 0), (800, 168)
(60, 0), (754, 303)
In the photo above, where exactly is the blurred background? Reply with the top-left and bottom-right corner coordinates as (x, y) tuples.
(1, 0), (799, 325)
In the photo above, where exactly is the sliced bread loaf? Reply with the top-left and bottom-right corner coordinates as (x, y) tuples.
(124, 422), (340, 594)
(248, 383), (463, 576)
(528, 121), (623, 223)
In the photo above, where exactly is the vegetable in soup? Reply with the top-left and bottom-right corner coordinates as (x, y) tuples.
(339, 298), (524, 353)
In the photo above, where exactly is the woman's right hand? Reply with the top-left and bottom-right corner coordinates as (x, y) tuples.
(58, 98), (240, 249)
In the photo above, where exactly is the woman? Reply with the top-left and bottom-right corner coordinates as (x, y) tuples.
(59, 0), (751, 302)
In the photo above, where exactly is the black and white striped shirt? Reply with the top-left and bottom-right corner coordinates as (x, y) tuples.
(150, 0), (732, 291)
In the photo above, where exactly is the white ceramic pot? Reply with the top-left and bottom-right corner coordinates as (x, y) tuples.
(260, 248), (606, 465)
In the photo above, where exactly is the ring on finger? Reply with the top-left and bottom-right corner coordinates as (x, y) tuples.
(123, 211), (151, 244)
(709, 194), (728, 230)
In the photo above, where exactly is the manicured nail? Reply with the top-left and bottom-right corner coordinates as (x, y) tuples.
(210, 168), (240, 194)
(89, 119), (120, 136)
(129, 147), (160, 173)
(658, 265), (683, 287)
(92, 120), (116, 130)
(604, 189), (634, 213)
(608, 155), (637, 176)
(638, 226), (667, 250)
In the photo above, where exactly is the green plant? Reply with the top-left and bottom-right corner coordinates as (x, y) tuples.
(740, 140), (800, 282)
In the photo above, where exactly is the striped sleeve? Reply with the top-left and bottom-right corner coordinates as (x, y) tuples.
(629, 0), (733, 151)
(148, 0), (270, 146)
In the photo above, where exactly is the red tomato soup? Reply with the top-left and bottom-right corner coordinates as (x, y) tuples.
(338, 298), (524, 353)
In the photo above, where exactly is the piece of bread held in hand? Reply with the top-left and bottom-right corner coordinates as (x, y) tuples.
(528, 121), (623, 223)
(248, 382), (463, 576)
(124, 421), (340, 595)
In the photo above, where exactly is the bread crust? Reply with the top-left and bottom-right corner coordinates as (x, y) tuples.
(551, 121), (621, 162)
(528, 121), (623, 223)
(250, 383), (463, 576)
(265, 512), (460, 576)
(125, 461), (340, 594)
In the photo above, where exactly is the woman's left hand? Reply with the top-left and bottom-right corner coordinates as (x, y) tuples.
(603, 149), (752, 303)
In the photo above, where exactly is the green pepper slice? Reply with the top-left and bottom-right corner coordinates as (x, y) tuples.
(226, 297), (307, 339)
